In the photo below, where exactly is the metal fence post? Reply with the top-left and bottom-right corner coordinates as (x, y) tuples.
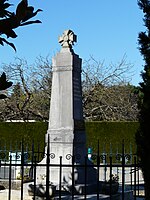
(21, 141), (24, 200)
(110, 156), (112, 200)
(97, 140), (100, 200)
(8, 154), (12, 200)
(46, 135), (50, 200)
(134, 156), (137, 200)
(59, 156), (62, 199)
(122, 140), (125, 200)
(72, 155), (75, 199)
(32, 156), (37, 200)
(84, 155), (87, 199)
(30, 142), (34, 179)
(131, 167), (133, 190)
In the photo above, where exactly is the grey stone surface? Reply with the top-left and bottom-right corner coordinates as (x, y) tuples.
(58, 30), (77, 50)
(36, 30), (97, 187)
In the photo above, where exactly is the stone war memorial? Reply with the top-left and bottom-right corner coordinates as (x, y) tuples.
(34, 29), (97, 194)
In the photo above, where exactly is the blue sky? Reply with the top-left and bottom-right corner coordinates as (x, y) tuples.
(0, 0), (145, 85)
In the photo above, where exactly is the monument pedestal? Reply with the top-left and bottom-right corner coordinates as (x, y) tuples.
(36, 30), (97, 192)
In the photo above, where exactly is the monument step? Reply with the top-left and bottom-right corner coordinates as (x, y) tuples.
(53, 190), (134, 200)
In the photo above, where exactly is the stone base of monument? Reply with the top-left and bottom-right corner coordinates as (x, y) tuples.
(53, 189), (134, 200)
(36, 150), (98, 185)
(28, 182), (134, 200)
(27, 183), (98, 199)
(28, 183), (56, 198)
(28, 182), (100, 198)
(62, 183), (99, 195)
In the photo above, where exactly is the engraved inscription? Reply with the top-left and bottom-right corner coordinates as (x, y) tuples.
(73, 76), (81, 99)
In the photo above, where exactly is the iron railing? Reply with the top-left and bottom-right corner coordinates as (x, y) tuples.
(0, 140), (145, 200)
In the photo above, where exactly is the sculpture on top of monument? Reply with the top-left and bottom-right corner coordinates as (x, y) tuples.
(58, 30), (77, 51)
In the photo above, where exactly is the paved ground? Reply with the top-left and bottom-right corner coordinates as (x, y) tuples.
(0, 190), (145, 200)
(0, 182), (145, 200)
(0, 183), (32, 200)
(0, 189), (145, 200)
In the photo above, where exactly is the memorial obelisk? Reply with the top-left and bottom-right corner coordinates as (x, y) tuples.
(37, 30), (96, 186)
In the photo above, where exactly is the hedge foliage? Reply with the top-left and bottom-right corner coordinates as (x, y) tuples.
(85, 121), (139, 155)
(0, 122), (139, 155)
(0, 122), (48, 151)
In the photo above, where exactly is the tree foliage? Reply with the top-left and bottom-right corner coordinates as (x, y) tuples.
(0, 0), (42, 51)
(0, 72), (12, 99)
(0, 0), (42, 101)
(136, 0), (150, 199)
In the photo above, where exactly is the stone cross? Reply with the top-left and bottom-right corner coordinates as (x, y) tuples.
(58, 30), (77, 49)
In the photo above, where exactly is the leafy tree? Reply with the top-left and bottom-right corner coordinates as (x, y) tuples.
(0, 0), (42, 100)
(0, 72), (12, 99)
(136, 0), (150, 198)
(0, 0), (42, 51)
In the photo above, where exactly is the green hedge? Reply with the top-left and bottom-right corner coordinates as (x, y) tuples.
(0, 122), (48, 151)
(85, 121), (139, 155)
(0, 121), (139, 154)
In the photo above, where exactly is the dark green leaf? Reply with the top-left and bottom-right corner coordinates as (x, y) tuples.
(20, 20), (42, 26)
(1, 38), (16, 51)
